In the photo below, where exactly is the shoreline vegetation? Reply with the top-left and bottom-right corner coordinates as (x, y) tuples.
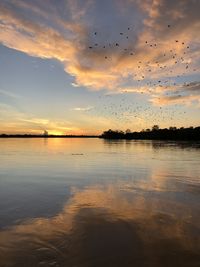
(0, 126), (200, 140)
(101, 126), (200, 140)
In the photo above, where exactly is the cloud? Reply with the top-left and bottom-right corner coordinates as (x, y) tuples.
(151, 94), (200, 107)
(0, 89), (21, 99)
(184, 81), (200, 92)
(72, 106), (94, 111)
(0, 102), (81, 134)
(19, 118), (49, 125)
(150, 81), (200, 106)
(0, 0), (199, 105)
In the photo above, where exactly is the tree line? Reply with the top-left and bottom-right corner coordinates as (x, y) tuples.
(101, 126), (200, 140)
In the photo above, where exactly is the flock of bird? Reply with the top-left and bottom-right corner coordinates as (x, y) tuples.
(85, 95), (188, 129)
(84, 24), (198, 128)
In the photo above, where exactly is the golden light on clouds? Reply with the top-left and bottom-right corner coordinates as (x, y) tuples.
(0, 0), (199, 97)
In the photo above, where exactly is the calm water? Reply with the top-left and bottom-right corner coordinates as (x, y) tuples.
(0, 138), (200, 267)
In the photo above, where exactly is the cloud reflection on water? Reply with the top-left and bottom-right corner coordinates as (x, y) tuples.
(0, 177), (199, 267)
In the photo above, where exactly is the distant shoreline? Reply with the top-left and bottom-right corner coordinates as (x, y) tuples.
(1, 126), (200, 141)
(0, 135), (98, 138)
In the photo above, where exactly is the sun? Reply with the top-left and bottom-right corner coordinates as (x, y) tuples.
(49, 130), (64, 136)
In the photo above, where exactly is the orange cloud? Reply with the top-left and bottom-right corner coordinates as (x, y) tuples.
(0, 0), (199, 106)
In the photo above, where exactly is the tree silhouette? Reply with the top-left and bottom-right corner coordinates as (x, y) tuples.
(152, 125), (159, 131)
(101, 126), (200, 141)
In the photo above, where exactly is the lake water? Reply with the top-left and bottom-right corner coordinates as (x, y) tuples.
(0, 138), (200, 267)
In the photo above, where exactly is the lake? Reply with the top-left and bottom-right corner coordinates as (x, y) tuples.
(0, 138), (200, 267)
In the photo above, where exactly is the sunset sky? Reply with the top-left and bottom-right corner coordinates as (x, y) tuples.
(0, 0), (199, 135)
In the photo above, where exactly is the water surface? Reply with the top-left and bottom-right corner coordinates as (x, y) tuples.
(0, 138), (200, 267)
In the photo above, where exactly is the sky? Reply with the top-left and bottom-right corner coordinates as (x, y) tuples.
(0, 0), (199, 135)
